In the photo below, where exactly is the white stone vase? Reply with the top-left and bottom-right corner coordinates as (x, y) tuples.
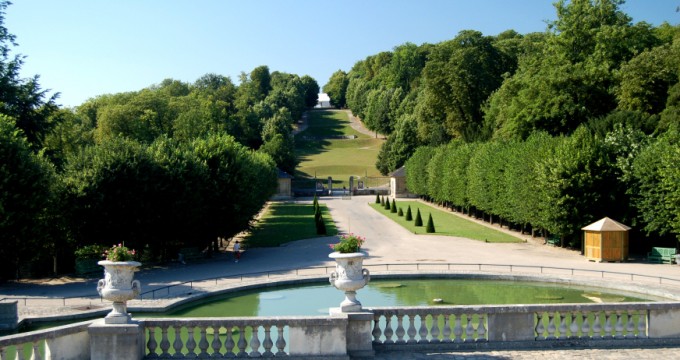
(329, 252), (370, 312)
(97, 260), (141, 324)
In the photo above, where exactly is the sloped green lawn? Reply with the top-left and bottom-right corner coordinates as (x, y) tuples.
(370, 200), (521, 243)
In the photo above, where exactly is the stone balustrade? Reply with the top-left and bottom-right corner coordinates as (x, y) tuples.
(3, 303), (680, 359)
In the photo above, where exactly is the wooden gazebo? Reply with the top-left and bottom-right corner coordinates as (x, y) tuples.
(582, 217), (631, 262)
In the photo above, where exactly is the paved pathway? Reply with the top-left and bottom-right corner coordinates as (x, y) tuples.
(2, 195), (680, 359)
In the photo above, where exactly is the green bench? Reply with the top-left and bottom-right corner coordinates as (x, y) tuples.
(178, 247), (205, 264)
(546, 235), (560, 246)
(647, 247), (677, 264)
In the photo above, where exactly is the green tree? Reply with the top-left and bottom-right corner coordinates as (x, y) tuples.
(323, 70), (349, 108)
(414, 208), (423, 226)
(0, 1), (59, 149)
(0, 115), (58, 279)
(426, 213), (435, 233)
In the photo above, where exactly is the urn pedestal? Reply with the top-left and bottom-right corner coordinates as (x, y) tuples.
(328, 252), (370, 313)
(97, 261), (141, 324)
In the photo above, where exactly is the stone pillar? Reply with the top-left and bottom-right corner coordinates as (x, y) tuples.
(88, 319), (145, 360)
(649, 307), (680, 337)
(346, 312), (375, 358)
(487, 311), (535, 342)
(288, 317), (349, 359)
(0, 300), (18, 332)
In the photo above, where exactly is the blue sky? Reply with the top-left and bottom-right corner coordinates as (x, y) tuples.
(6, 0), (679, 107)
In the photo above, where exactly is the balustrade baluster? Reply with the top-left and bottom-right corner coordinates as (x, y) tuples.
(262, 324), (274, 356)
(465, 314), (475, 342)
(372, 314), (382, 343)
(173, 325), (184, 356)
(406, 315), (417, 344)
(395, 314), (406, 344)
(535, 312), (545, 340)
(558, 312), (567, 339)
(236, 326), (248, 357)
(249, 325), (262, 357)
(442, 314), (452, 343)
(418, 314), (429, 344)
(626, 311), (636, 338)
(159, 325), (171, 356)
(546, 312), (556, 340)
(581, 311), (591, 338)
(593, 313), (602, 338)
(615, 311), (624, 339)
(32, 342), (42, 360)
(430, 313), (440, 343)
(198, 326), (209, 357)
(16, 348), (25, 360)
(211, 326), (223, 357)
(1, 347), (7, 360)
(476, 314), (487, 341)
(604, 311), (613, 337)
(146, 326), (158, 358)
(638, 311), (648, 338)
(224, 326), (235, 356)
(186, 326), (197, 356)
(384, 315), (395, 344)
(275, 325), (287, 356)
(569, 312), (580, 338)
(453, 314), (463, 343)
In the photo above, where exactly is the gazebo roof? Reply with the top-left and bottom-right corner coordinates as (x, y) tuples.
(277, 168), (293, 179)
(581, 217), (631, 231)
(389, 166), (406, 177)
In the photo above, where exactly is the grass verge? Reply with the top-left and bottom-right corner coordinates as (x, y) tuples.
(243, 202), (338, 247)
(370, 201), (521, 243)
(295, 110), (384, 186)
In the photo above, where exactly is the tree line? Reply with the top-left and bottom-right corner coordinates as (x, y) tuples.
(327, 0), (680, 247)
(0, 1), (320, 279)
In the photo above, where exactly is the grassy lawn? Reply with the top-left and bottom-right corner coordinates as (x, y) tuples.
(370, 200), (522, 243)
(243, 202), (338, 247)
(295, 110), (384, 186)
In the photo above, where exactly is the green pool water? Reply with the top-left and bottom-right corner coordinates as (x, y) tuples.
(149, 278), (652, 318)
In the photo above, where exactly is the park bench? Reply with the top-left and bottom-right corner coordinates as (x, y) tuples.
(546, 235), (560, 246)
(647, 247), (677, 264)
(178, 247), (205, 264)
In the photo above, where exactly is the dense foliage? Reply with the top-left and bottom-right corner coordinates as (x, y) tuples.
(0, 1), (318, 279)
(348, 0), (680, 248)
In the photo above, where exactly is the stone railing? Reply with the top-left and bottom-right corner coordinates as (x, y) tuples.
(0, 320), (92, 359)
(142, 316), (357, 360)
(369, 302), (680, 351)
(2, 303), (680, 359)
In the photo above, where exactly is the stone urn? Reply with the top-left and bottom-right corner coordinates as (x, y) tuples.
(97, 260), (141, 324)
(329, 252), (370, 313)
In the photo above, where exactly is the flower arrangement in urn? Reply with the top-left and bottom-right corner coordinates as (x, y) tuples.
(103, 243), (136, 262)
(330, 233), (365, 253)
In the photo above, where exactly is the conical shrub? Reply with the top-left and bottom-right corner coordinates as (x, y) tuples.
(426, 213), (435, 233)
(313, 194), (319, 212)
(414, 208), (423, 227)
(385, 198), (391, 211)
(316, 214), (327, 235)
(379, 196), (384, 205)
(375, 194), (381, 204)
(398, 207), (403, 216)
(390, 199), (397, 213)
(405, 205), (413, 221)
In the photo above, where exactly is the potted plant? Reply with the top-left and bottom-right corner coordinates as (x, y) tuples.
(97, 243), (141, 324)
(328, 234), (370, 313)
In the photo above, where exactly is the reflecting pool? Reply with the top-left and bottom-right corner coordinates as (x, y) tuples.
(156, 278), (653, 318)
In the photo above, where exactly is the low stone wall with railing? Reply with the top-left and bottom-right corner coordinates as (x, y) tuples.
(4, 265), (680, 359)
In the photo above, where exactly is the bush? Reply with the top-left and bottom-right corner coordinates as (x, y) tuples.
(414, 208), (423, 226)
(398, 207), (404, 216)
(426, 213), (435, 233)
(390, 199), (397, 213)
(406, 205), (413, 221)
(385, 198), (391, 210)
(375, 194), (381, 204)
(74, 245), (107, 260)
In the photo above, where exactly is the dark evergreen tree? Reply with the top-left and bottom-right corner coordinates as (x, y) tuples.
(426, 213), (435, 233)
(385, 197), (391, 210)
(414, 208), (423, 226)
(398, 207), (404, 216)
(390, 199), (397, 213)
(375, 194), (381, 203)
(406, 205), (413, 221)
